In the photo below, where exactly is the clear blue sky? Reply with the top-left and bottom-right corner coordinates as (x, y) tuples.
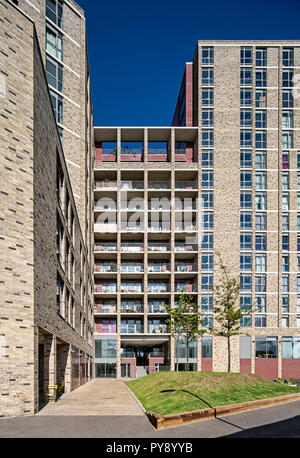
(76, 0), (300, 127)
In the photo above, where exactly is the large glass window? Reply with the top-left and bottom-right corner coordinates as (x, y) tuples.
(241, 68), (252, 86)
(282, 90), (293, 108)
(241, 212), (252, 229)
(256, 49), (267, 67)
(255, 111), (266, 128)
(241, 89), (252, 106)
(282, 111), (293, 129)
(46, 56), (63, 92)
(46, 26), (63, 61)
(202, 89), (214, 106)
(241, 151), (252, 168)
(240, 233), (252, 250)
(255, 337), (278, 358)
(201, 337), (212, 358)
(255, 152), (266, 169)
(282, 69), (293, 87)
(256, 69), (267, 87)
(241, 47), (252, 66)
(202, 130), (214, 147)
(241, 255), (252, 271)
(241, 192), (252, 209)
(241, 172), (252, 189)
(202, 47), (214, 65)
(46, 0), (63, 28)
(256, 90), (267, 107)
(240, 130), (252, 147)
(283, 49), (294, 67)
(255, 213), (266, 231)
(95, 338), (117, 359)
(202, 110), (214, 127)
(241, 110), (252, 127)
(202, 68), (214, 86)
(50, 90), (63, 124)
(255, 131), (267, 149)
(282, 337), (300, 359)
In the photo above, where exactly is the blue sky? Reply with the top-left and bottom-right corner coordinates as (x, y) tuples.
(76, 0), (300, 127)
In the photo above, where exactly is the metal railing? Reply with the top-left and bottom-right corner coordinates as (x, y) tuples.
(121, 243), (144, 252)
(148, 263), (171, 273)
(148, 285), (170, 293)
(147, 326), (169, 334)
(95, 264), (118, 272)
(149, 352), (165, 358)
(121, 352), (136, 358)
(175, 263), (198, 272)
(148, 243), (171, 252)
(175, 244), (198, 252)
(148, 182), (171, 190)
(175, 181), (198, 189)
(175, 284), (198, 293)
(95, 305), (117, 314)
(94, 284), (117, 293)
(120, 325), (143, 334)
(121, 264), (144, 273)
(95, 181), (117, 189)
(121, 181), (144, 190)
(95, 243), (117, 252)
(148, 305), (168, 313)
(120, 285), (143, 293)
(120, 305), (144, 313)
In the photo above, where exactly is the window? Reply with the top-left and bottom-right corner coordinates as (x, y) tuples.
(282, 337), (300, 359)
(241, 151), (252, 168)
(241, 192), (252, 209)
(256, 90), (267, 107)
(255, 131), (266, 149)
(240, 130), (252, 147)
(297, 194), (300, 211)
(241, 213), (252, 229)
(255, 255), (266, 272)
(298, 153), (300, 169)
(297, 276), (300, 293)
(255, 234), (266, 251)
(202, 151), (213, 168)
(201, 254), (213, 271)
(241, 89), (252, 106)
(46, 56), (63, 92)
(201, 233), (213, 250)
(202, 47), (214, 65)
(255, 314), (266, 328)
(282, 90), (293, 108)
(241, 110), (252, 127)
(202, 130), (214, 147)
(241, 255), (252, 271)
(282, 235), (289, 251)
(283, 49), (294, 67)
(46, 26), (63, 61)
(202, 68), (214, 86)
(46, 0), (63, 28)
(282, 275), (289, 293)
(282, 194), (289, 211)
(255, 296), (266, 313)
(282, 296), (289, 314)
(282, 132), (293, 149)
(240, 274), (252, 291)
(240, 233), (252, 250)
(255, 193), (267, 211)
(241, 172), (252, 189)
(255, 111), (266, 128)
(50, 90), (63, 124)
(282, 152), (289, 170)
(298, 173), (300, 190)
(282, 69), (293, 87)
(255, 213), (266, 231)
(201, 296), (213, 313)
(202, 192), (213, 209)
(256, 49), (267, 67)
(241, 47), (252, 66)
(282, 214), (289, 231)
(202, 172), (213, 189)
(202, 337), (212, 358)
(255, 172), (266, 190)
(256, 337), (278, 358)
(255, 152), (266, 169)
(256, 69), (267, 87)
(201, 275), (213, 291)
(241, 68), (252, 86)
(202, 213), (213, 229)
(282, 112), (293, 129)
(297, 236), (300, 252)
(282, 256), (289, 273)
(282, 173), (289, 191)
(202, 110), (214, 127)
(240, 296), (252, 327)
(202, 89), (213, 106)
(255, 275), (266, 293)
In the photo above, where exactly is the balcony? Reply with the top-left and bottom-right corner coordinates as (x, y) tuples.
(94, 283), (117, 294)
(175, 283), (198, 293)
(95, 243), (117, 253)
(148, 149), (168, 162)
(148, 304), (168, 314)
(94, 180), (117, 190)
(121, 224), (144, 232)
(148, 182), (171, 190)
(149, 351), (165, 358)
(94, 204), (117, 212)
(121, 243), (144, 253)
(94, 303), (117, 314)
(121, 181), (144, 191)
(121, 303), (144, 313)
(95, 263), (117, 273)
(148, 283), (170, 294)
(121, 324), (143, 334)
(175, 263), (198, 272)
(121, 352), (136, 359)
(148, 225), (171, 233)
(120, 147), (143, 162)
(175, 181), (198, 190)
(147, 325), (169, 334)
(120, 283), (143, 293)
(148, 263), (171, 273)
(95, 321), (117, 334)
(148, 243), (171, 252)
(175, 243), (198, 252)
(174, 224), (197, 232)
(121, 264), (144, 273)
(175, 148), (194, 163)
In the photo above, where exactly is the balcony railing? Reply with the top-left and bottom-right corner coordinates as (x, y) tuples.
(175, 243), (198, 252)
(148, 285), (170, 293)
(121, 264), (144, 273)
(149, 351), (165, 358)
(95, 243), (117, 252)
(174, 225), (197, 232)
(147, 325), (169, 334)
(94, 284), (117, 293)
(121, 352), (136, 358)
(148, 263), (171, 273)
(175, 284), (198, 293)
(95, 324), (117, 334)
(175, 181), (198, 190)
(121, 243), (144, 253)
(120, 304), (144, 313)
(121, 325), (143, 334)
(148, 304), (168, 313)
(148, 225), (171, 232)
(121, 181), (144, 190)
(95, 180), (117, 189)
(175, 263), (198, 272)
(148, 182), (171, 190)
(148, 243), (171, 252)
(120, 285), (143, 293)
(95, 263), (117, 272)
(95, 304), (117, 314)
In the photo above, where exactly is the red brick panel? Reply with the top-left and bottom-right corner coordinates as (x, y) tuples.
(255, 358), (278, 379)
(201, 359), (213, 372)
(240, 359), (251, 374)
(282, 360), (300, 379)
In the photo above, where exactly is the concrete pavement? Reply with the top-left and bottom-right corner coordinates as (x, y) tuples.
(37, 379), (144, 416)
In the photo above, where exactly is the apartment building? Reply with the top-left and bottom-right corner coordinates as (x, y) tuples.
(0, 0), (94, 418)
(94, 41), (300, 381)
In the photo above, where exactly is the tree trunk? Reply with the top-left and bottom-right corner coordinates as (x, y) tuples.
(176, 335), (179, 371)
(227, 336), (231, 373)
(186, 339), (189, 372)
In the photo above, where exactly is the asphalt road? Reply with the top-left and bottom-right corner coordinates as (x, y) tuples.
(1, 400), (300, 439)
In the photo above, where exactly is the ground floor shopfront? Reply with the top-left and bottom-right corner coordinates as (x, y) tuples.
(94, 334), (300, 380)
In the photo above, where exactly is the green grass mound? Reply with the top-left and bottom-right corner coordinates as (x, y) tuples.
(126, 371), (300, 416)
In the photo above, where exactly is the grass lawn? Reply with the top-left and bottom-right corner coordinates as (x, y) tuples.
(126, 372), (300, 416)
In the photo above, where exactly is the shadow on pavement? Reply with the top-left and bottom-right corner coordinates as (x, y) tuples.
(222, 415), (300, 438)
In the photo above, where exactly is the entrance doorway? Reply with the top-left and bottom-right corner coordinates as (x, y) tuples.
(121, 363), (131, 378)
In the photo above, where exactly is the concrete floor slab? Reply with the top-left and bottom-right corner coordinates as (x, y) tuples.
(37, 379), (144, 416)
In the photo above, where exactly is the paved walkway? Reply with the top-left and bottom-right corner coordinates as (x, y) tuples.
(37, 379), (144, 416)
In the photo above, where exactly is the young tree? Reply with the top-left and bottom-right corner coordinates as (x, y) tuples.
(166, 290), (205, 371)
(209, 252), (252, 373)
